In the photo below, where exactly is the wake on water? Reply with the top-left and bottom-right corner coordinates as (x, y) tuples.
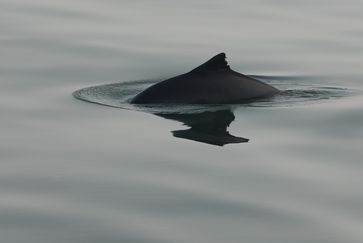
(73, 76), (355, 114)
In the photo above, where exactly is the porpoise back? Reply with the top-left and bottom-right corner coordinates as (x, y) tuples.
(131, 53), (279, 104)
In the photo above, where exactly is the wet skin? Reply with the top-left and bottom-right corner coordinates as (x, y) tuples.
(131, 53), (279, 104)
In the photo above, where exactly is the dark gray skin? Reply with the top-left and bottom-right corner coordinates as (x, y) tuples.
(131, 53), (279, 104)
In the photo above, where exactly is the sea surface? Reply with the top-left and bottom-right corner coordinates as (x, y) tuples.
(1, 0), (363, 242)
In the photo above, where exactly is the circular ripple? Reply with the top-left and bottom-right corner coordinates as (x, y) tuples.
(73, 78), (356, 114)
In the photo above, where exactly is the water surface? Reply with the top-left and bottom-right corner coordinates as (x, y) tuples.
(1, 0), (363, 242)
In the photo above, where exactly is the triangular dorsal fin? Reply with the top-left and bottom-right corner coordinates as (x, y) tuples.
(191, 53), (230, 72)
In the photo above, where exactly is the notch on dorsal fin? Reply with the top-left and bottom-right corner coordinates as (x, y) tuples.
(191, 53), (230, 72)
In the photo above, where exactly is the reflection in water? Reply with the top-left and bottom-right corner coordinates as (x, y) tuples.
(73, 79), (352, 146)
(156, 110), (248, 146)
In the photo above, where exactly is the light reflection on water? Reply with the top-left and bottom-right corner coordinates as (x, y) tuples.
(1, 0), (363, 242)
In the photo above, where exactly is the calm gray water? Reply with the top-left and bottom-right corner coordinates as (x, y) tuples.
(1, 0), (363, 242)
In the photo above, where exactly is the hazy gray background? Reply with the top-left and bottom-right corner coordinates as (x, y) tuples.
(1, 0), (363, 242)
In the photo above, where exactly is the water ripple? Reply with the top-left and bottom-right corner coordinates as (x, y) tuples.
(73, 77), (355, 113)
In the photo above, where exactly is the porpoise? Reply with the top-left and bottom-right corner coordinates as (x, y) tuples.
(131, 53), (279, 104)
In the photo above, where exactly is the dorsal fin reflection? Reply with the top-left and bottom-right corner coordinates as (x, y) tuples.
(156, 109), (248, 146)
